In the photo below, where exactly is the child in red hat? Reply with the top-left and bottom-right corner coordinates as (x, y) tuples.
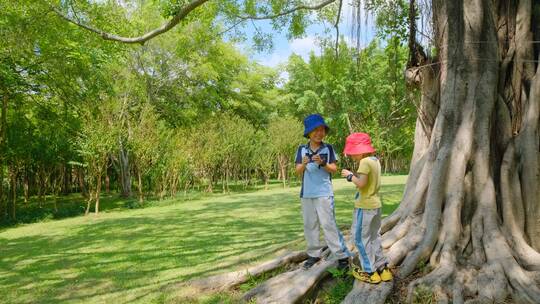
(341, 132), (393, 284)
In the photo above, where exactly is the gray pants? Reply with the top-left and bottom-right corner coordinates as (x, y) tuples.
(353, 208), (388, 273)
(301, 197), (350, 259)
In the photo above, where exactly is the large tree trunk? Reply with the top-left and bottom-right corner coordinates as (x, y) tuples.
(379, 0), (540, 302)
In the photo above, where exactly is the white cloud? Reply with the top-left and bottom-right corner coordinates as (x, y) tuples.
(258, 52), (288, 68)
(289, 36), (321, 61)
(275, 71), (289, 88)
(290, 36), (316, 53)
(256, 36), (320, 67)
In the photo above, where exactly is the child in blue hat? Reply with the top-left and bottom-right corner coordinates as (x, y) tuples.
(294, 114), (350, 270)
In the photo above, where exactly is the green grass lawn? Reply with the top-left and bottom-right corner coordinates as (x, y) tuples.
(0, 176), (407, 304)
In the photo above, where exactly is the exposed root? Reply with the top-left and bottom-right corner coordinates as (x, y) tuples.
(456, 267), (480, 301)
(469, 205), (486, 267)
(382, 216), (413, 249)
(387, 222), (424, 267)
(342, 280), (394, 304)
(241, 256), (334, 304)
(500, 143), (540, 270)
(382, 153), (429, 234)
(380, 209), (402, 236)
(405, 263), (454, 303)
(452, 277), (464, 304)
(476, 261), (507, 302)
(433, 285), (449, 304)
(188, 250), (308, 292)
(429, 240), (442, 267)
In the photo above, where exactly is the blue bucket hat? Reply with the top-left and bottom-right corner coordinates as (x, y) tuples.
(303, 114), (329, 138)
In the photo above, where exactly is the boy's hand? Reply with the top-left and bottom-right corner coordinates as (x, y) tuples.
(341, 169), (353, 178)
(302, 155), (309, 165)
(312, 154), (322, 164)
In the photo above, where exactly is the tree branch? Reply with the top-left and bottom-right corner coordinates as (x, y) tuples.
(50, 0), (210, 44)
(52, 0), (338, 44)
(334, 0), (343, 57)
(407, 0), (417, 67)
(237, 0), (337, 20)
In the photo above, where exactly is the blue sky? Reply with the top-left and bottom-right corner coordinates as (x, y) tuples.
(235, 3), (376, 68)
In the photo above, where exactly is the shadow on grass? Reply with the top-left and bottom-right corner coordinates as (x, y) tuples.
(0, 193), (140, 228)
(0, 191), (306, 303)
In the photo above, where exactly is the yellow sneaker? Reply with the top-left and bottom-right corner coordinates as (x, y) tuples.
(379, 267), (393, 281)
(351, 267), (382, 284)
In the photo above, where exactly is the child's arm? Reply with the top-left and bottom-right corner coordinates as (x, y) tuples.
(350, 174), (368, 189)
(321, 162), (337, 174)
(294, 147), (308, 176)
(295, 156), (309, 176)
(341, 169), (368, 189)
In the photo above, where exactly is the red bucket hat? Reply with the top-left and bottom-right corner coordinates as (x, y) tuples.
(343, 133), (375, 156)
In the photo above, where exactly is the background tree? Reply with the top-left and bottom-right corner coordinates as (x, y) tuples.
(266, 116), (304, 187)
(0, 0), (123, 220)
(77, 103), (118, 215)
(129, 103), (161, 204)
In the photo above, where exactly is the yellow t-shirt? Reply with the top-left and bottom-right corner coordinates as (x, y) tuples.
(354, 156), (381, 209)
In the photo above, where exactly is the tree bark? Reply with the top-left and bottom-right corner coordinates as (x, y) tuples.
(8, 164), (16, 220)
(37, 171), (43, 208)
(85, 190), (93, 215)
(95, 167), (102, 214)
(77, 167), (88, 198)
(242, 259), (335, 304)
(23, 169), (29, 204)
(62, 164), (69, 195)
(342, 281), (393, 304)
(242, 247), (335, 304)
(0, 163), (3, 220)
(137, 167), (143, 204)
(278, 155), (287, 188)
(118, 144), (132, 198)
(105, 166), (110, 194)
(0, 91), (7, 220)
